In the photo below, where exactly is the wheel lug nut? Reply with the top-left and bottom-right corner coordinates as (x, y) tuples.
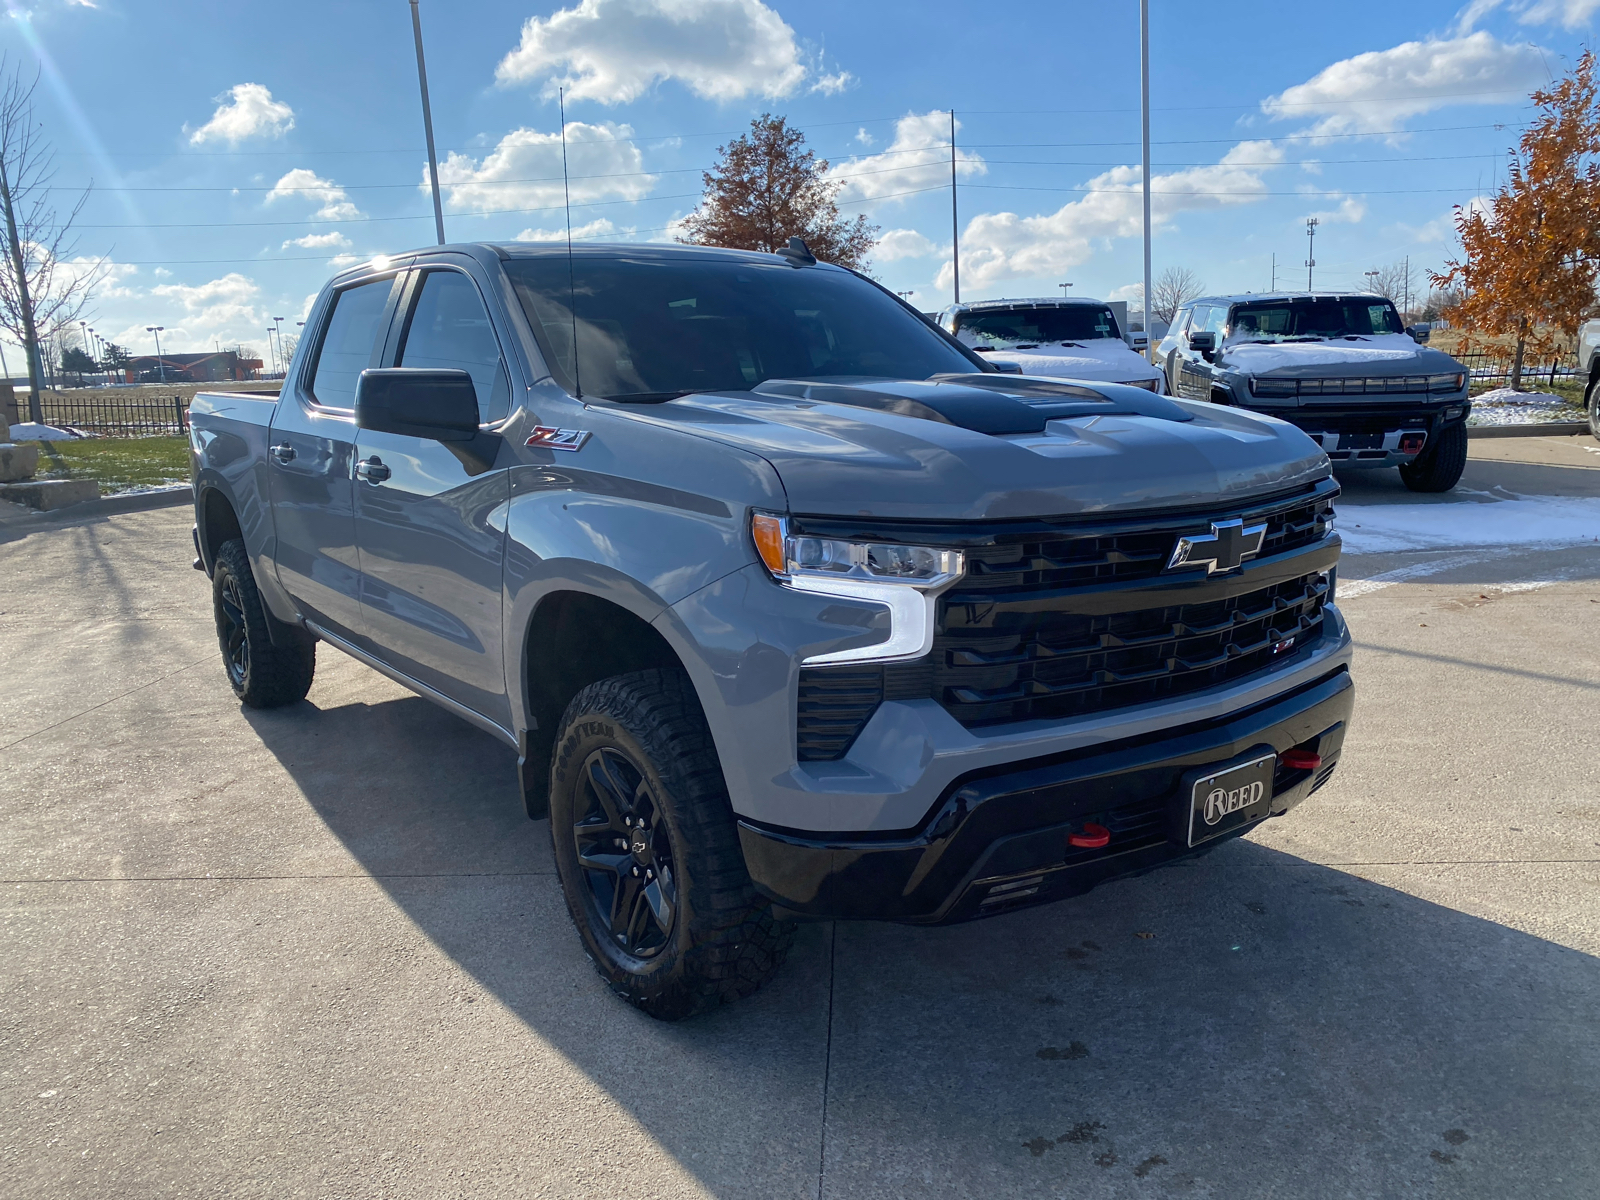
(632, 866), (641, 877)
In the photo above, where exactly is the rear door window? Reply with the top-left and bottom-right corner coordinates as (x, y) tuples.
(396, 270), (510, 422)
(309, 278), (396, 409)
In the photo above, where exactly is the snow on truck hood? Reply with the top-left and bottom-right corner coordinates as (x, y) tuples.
(622, 375), (1329, 522)
(1219, 333), (1431, 373)
(977, 339), (1164, 384)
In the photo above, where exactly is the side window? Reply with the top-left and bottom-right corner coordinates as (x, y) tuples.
(309, 278), (395, 409)
(1207, 307), (1229, 337)
(1186, 306), (1210, 342)
(397, 270), (510, 422)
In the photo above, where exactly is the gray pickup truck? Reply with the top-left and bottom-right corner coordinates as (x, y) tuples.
(189, 241), (1353, 1020)
(1157, 292), (1472, 492)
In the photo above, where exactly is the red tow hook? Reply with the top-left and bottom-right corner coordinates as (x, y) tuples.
(1068, 822), (1111, 849)
(1280, 749), (1322, 771)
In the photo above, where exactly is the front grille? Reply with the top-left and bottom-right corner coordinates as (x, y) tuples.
(794, 484), (1337, 760)
(1284, 407), (1440, 436)
(935, 572), (1328, 726)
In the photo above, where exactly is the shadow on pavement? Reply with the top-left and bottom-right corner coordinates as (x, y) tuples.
(245, 693), (1600, 1198)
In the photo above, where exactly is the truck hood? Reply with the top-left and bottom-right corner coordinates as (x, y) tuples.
(617, 375), (1328, 521)
(1219, 333), (1460, 375)
(978, 339), (1165, 385)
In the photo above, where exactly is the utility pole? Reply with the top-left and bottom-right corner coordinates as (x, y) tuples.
(1403, 254), (1410, 319)
(410, 0), (447, 245)
(1271, 253), (1276, 291)
(1304, 217), (1318, 291)
(146, 326), (166, 384)
(1139, 0), (1153, 362)
(949, 109), (960, 305)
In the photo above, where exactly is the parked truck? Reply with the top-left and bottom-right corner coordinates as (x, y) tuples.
(189, 241), (1353, 1020)
(1157, 292), (1472, 492)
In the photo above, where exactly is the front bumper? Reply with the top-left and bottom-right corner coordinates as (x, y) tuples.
(738, 665), (1353, 924)
(1239, 397), (1470, 468)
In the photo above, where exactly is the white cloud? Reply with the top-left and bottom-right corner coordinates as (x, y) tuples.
(1106, 282), (1145, 304)
(434, 122), (654, 214)
(875, 229), (938, 261)
(1261, 33), (1548, 137)
(1458, 0), (1600, 30)
(515, 218), (616, 241)
(266, 168), (362, 221)
(1306, 194), (1368, 224)
(188, 83), (294, 145)
(830, 111), (986, 204)
(282, 231), (351, 250)
(810, 70), (853, 95)
(855, 127), (874, 146)
(135, 272), (267, 348)
(495, 0), (811, 104)
(327, 254), (363, 270)
(942, 141), (1285, 292)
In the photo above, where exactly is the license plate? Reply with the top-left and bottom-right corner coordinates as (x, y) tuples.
(1184, 753), (1276, 846)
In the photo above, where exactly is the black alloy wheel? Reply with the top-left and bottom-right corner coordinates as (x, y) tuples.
(572, 746), (678, 958)
(217, 570), (250, 689)
(209, 537), (316, 708)
(547, 669), (794, 1020)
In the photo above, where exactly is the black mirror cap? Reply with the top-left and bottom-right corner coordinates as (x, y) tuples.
(1406, 324), (1431, 344)
(991, 360), (1025, 374)
(355, 368), (480, 442)
(1189, 331), (1217, 354)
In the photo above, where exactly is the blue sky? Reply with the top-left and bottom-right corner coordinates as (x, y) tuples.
(2, 0), (1595, 359)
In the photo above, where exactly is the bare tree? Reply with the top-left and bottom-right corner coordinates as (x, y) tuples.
(1149, 266), (1204, 325)
(0, 59), (106, 421)
(1360, 261), (1413, 310)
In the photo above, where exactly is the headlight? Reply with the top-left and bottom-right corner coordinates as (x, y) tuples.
(1251, 377), (1298, 397)
(751, 514), (964, 665)
(1121, 377), (1161, 391)
(1428, 373), (1465, 392)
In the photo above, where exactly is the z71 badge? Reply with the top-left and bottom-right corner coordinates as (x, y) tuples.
(525, 426), (591, 452)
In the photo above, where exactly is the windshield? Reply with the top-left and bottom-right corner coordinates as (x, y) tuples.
(954, 305), (1121, 350)
(1227, 298), (1404, 343)
(504, 252), (977, 400)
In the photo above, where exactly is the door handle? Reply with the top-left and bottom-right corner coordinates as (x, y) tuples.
(355, 456), (391, 483)
(269, 443), (296, 463)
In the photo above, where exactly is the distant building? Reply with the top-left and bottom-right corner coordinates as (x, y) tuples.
(125, 351), (262, 383)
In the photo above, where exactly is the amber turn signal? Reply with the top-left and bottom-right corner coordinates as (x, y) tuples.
(751, 513), (787, 575)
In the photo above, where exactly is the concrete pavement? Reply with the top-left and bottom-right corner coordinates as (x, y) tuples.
(2, 438), (1597, 1198)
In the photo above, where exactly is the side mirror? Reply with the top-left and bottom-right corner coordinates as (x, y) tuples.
(991, 360), (1024, 374)
(1188, 330), (1217, 360)
(1406, 324), (1431, 344)
(355, 368), (479, 442)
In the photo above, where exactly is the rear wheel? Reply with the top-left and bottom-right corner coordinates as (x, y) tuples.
(1587, 371), (1600, 438)
(212, 538), (315, 707)
(548, 668), (794, 1020)
(1399, 423), (1468, 493)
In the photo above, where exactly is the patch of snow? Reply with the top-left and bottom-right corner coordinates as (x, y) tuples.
(981, 340), (1165, 387)
(1219, 333), (1422, 372)
(1338, 494), (1600, 555)
(7, 422), (85, 441)
(1466, 388), (1585, 426)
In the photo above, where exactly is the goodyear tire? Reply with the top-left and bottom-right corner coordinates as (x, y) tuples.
(211, 538), (315, 708)
(548, 668), (794, 1020)
(1399, 423), (1469, 493)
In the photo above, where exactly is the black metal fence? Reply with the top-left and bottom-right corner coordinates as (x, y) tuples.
(1454, 352), (1582, 391)
(24, 395), (191, 436)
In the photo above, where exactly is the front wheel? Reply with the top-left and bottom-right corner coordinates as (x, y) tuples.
(548, 668), (794, 1020)
(212, 538), (315, 707)
(1399, 423), (1469, 493)
(1587, 373), (1600, 438)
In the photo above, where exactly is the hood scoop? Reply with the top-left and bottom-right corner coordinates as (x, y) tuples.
(753, 374), (1192, 435)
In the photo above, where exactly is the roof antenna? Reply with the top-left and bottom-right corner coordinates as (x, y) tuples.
(559, 86), (581, 400)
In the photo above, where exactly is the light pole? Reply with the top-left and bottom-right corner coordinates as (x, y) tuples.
(266, 327), (279, 377)
(273, 317), (286, 374)
(145, 326), (166, 383)
(410, 0), (446, 245)
(1058, 283), (1073, 298)
(1140, 0), (1153, 362)
(1364, 269), (1380, 296)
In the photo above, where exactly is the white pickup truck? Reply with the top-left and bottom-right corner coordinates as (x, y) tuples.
(1578, 318), (1600, 436)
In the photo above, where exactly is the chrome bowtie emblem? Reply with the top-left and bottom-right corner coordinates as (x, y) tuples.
(1167, 518), (1268, 575)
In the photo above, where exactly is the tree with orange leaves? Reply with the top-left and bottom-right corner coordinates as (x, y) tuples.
(1433, 52), (1600, 391)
